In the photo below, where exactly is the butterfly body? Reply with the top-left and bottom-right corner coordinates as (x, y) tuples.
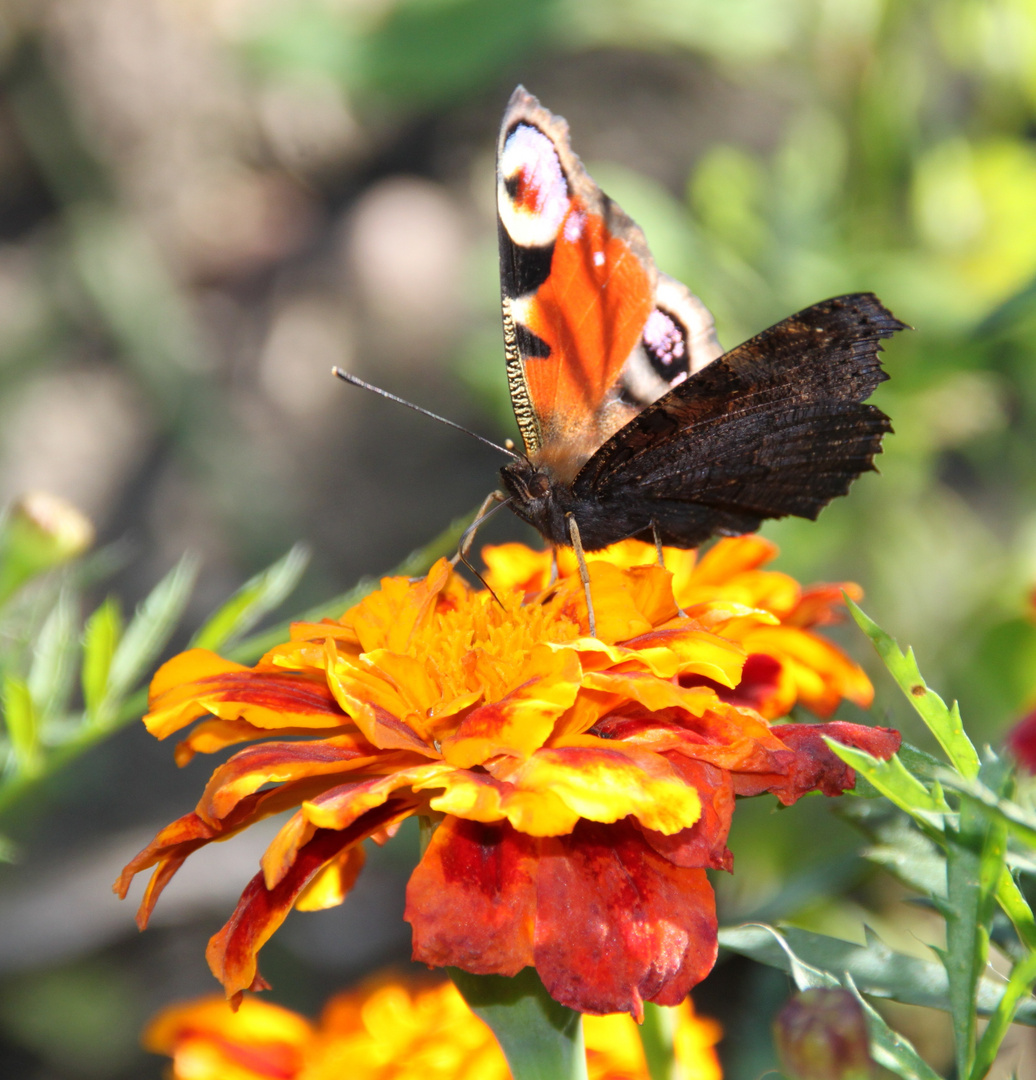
(495, 87), (906, 551)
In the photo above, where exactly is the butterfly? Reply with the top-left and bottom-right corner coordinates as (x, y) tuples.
(492, 86), (906, 557)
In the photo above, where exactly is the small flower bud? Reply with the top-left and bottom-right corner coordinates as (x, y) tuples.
(0, 492), (94, 602)
(773, 989), (873, 1080)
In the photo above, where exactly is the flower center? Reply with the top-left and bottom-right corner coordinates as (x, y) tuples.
(411, 586), (581, 701)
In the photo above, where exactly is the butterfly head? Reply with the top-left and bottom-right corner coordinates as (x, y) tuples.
(499, 458), (570, 546)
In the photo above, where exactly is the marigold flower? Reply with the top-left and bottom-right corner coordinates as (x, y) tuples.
(116, 543), (899, 1018)
(144, 977), (723, 1080)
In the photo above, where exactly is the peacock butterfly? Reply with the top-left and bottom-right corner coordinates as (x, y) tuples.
(493, 86), (906, 554)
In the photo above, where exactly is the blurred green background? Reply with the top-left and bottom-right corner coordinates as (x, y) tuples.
(2, 0), (1036, 1075)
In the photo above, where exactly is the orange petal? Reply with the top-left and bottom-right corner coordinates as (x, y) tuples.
(142, 992), (313, 1076)
(786, 581), (863, 628)
(198, 737), (381, 825)
(481, 543), (554, 596)
(622, 627), (747, 686)
(344, 559), (453, 654)
(406, 817), (537, 976)
(493, 745), (702, 836)
(687, 535), (778, 583)
(174, 718), (358, 767)
(294, 842), (366, 912)
(583, 671), (719, 716)
(420, 769), (512, 824)
(208, 805), (404, 998)
(296, 763), (445, 832)
(583, 562), (667, 643)
(325, 647), (437, 755)
(146, 665), (346, 741)
(441, 646), (582, 766)
(744, 625), (874, 715)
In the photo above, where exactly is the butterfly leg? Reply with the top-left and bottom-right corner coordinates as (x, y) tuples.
(651, 522), (666, 568)
(566, 514), (596, 636)
(651, 521), (689, 620)
(453, 491), (510, 604)
(452, 491), (508, 569)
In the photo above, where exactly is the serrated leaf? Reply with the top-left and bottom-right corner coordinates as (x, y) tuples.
(863, 835), (947, 899)
(717, 923), (1036, 1024)
(2, 675), (40, 773)
(825, 740), (951, 829)
(897, 741), (947, 781)
(970, 949), (1036, 1080)
(191, 544), (309, 652)
(840, 791), (947, 896)
(81, 597), (122, 718)
(27, 590), (79, 725)
(847, 599), (980, 779)
(104, 554), (198, 711)
(944, 805), (988, 1074)
(939, 770), (1036, 849)
(844, 977), (944, 1080)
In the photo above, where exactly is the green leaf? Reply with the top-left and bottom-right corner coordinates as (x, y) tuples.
(970, 949), (1036, 1080)
(27, 590), (78, 724)
(939, 770), (1036, 849)
(824, 740), (951, 829)
(638, 1003), (674, 1080)
(103, 554), (198, 712)
(941, 769), (1000, 1076)
(2, 675), (40, 773)
(996, 866), (1036, 952)
(449, 968), (587, 1080)
(717, 923), (1036, 1024)
(81, 597), (122, 718)
(847, 598), (980, 779)
(844, 978), (944, 1080)
(190, 544), (309, 652)
(849, 806), (947, 898)
(940, 755), (1011, 1078)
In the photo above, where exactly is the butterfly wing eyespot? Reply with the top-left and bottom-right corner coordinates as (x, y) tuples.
(496, 87), (722, 478)
(620, 273), (723, 408)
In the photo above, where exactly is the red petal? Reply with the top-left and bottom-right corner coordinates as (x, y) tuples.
(406, 817), (536, 975)
(534, 819), (717, 1019)
(638, 759), (734, 871)
(733, 721), (901, 803)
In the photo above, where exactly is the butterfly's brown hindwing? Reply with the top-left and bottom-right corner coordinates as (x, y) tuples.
(501, 293), (905, 550)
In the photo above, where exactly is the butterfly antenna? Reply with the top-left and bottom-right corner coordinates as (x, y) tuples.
(333, 368), (520, 460)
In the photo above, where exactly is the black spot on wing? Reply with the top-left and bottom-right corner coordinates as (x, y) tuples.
(497, 217), (554, 299)
(515, 323), (551, 359)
